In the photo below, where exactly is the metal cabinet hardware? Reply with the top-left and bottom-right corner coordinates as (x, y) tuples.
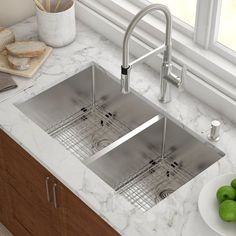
(52, 183), (58, 208)
(45, 177), (51, 202)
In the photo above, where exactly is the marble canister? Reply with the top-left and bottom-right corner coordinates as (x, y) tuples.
(36, 0), (76, 48)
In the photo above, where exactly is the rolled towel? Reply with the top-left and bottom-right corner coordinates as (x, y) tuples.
(0, 72), (17, 92)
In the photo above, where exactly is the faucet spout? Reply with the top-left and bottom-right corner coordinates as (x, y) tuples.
(121, 4), (182, 103)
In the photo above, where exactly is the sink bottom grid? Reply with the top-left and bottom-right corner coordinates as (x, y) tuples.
(46, 104), (130, 161)
(115, 157), (193, 212)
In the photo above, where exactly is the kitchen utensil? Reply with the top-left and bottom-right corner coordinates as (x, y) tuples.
(33, 0), (46, 11)
(46, 0), (51, 12)
(54, 0), (62, 12)
(198, 173), (236, 236)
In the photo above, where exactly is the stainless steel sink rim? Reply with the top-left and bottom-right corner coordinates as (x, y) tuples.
(16, 63), (225, 213)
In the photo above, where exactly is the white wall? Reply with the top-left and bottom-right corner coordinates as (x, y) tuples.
(0, 0), (35, 27)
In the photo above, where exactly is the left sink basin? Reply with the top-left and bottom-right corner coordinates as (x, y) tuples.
(17, 64), (158, 162)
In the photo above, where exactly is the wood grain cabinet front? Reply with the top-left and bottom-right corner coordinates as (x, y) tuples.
(55, 183), (119, 236)
(0, 130), (119, 236)
(0, 131), (10, 229)
(0, 177), (9, 229)
(0, 130), (61, 236)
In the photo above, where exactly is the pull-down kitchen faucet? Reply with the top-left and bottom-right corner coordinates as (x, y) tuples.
(121, 4), (182, 103)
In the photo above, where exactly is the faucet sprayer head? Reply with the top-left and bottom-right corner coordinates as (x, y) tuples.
(121, 66), (131, 94)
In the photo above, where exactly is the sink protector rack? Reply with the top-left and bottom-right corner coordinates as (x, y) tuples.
(115, 157), (193, 212)
(47, 104), (131, 161)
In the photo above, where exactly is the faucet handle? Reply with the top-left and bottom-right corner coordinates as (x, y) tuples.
(168, 71), (182, 87)
(163, 63), (187, 88)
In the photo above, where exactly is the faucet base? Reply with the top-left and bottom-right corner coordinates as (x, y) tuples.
(159, 97), (171, 103)
(159, 96), (171, 103)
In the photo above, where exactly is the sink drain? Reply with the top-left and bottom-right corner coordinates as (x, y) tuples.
(93, 138), (111, 150)
(91, 131), (111, 151)
(159, 189), (174, 199)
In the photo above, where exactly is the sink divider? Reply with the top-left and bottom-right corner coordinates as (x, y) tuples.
(85, 114), (163, 166)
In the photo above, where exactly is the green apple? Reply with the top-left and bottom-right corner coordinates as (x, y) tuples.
(216, 186), (236, 203)
(219, 200), (236, 222)
(231, 178), (236, 191)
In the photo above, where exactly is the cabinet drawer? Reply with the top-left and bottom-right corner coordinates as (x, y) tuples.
(1, 133), (52, 205)
(0, 130), (62, 236)
(0, 134), (6, 179)
(0, 178), (9, 227)
(8, 183), (60, 236)
(4, 149), (51, 205)
(58, 184), (119, 236)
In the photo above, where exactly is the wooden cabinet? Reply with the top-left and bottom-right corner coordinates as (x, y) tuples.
(0, 134), (10, 229)
(57, 184), (118, 236)
(7, 183), (50, 236)
(1, 130), (61, 236)
(0, 178), (9, 228)
(0, 130), (119, 236)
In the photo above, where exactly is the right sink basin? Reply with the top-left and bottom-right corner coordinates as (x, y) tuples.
(88, 117), (225, 212)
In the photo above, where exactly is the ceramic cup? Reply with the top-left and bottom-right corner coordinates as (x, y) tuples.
(36, 0), (76, 47)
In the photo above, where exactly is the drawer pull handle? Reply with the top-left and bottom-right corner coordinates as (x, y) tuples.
(45, 177), (51, 202)
(52, 183), (58, 208)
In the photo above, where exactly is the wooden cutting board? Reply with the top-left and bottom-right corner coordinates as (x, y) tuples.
(0, 46), (52, 78)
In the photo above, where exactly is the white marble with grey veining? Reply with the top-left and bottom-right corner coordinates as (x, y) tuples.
(0, 16), (235, 236)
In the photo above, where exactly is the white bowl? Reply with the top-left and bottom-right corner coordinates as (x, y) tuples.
(198, 173), (236, 236)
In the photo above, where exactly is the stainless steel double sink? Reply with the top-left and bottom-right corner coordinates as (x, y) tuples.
(17, 64), (224, 211)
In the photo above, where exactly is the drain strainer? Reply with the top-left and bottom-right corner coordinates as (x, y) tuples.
(159, 189), (174, 199)
(92, 138), (111, 150)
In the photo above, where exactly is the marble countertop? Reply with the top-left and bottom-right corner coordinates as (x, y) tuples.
(0, 17), (236, 236)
